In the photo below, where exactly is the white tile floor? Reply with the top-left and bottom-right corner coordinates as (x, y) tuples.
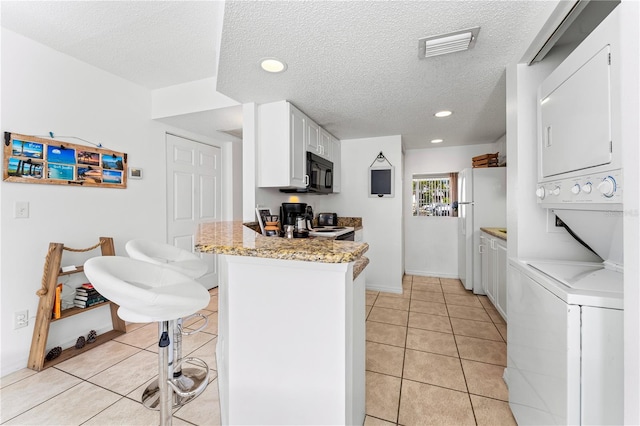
(0, 291), (221, 426)
(1, 277), (516, 425)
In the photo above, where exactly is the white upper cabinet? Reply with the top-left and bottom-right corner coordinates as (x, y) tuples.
(318, 128), (331, 160)
(257, 101), (307, 189)
(331, 136), (341, 193)
(257, 100), (341, 191)
(290, 106), (307, 188)
(307, 120), (320, 156)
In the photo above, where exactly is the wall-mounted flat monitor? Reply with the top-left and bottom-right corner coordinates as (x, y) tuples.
(369, 166), (394, 198)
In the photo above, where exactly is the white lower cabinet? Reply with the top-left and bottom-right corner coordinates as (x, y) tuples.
(495, 241), (507, 319)
(480, 231), (507, 321)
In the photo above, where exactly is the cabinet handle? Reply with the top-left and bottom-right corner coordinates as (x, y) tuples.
(546, 126), (552, 147)
(304, 174), (309, 187)
(479, 245), (485, 254)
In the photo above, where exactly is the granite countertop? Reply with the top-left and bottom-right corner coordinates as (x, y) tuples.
(480, 227), (507, 241)
(337, 217), (363, 230)
(353, 256), (369, 280)
(196, 221), (369, 263)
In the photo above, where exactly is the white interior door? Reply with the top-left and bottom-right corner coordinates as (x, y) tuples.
(166, 133), (221, 289)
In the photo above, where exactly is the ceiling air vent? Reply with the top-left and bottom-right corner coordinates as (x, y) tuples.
(419, 27), (481, 59)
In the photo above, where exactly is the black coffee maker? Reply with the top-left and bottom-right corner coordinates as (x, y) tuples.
(280, 202), (309, 238)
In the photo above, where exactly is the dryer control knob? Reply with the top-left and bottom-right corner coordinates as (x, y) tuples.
(571, 184), (581, 195)
(597, 177), (616, 198)
(582, 183), (592, 194)
(535, 187), (545, 199)
(551, 186), (561, 196)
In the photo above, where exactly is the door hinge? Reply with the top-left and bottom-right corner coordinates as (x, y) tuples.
(610, 140), (613, 153)
(608, 53), (611, 65)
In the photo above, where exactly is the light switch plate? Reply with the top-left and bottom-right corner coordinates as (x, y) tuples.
(14, 201), (29, 219)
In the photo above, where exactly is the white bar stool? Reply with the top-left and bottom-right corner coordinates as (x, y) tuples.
(125, 239), (208, 279)
(84, 256), (211, 426)
(124, 239), (210, 410)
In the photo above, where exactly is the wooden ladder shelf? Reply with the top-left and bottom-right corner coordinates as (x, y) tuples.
(27, 237), (127, 371)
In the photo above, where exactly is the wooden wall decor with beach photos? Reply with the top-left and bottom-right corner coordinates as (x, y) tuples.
(3, 132), (127, 188)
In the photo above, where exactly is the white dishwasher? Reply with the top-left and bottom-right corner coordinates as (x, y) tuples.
(507, 259), (623, 425)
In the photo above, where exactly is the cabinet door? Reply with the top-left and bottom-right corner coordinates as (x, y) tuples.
(496, 241), (508, 320)
(331, 137), (341, 193)
(479, 234), (490, 299)
(290, 107), (307, 188)
(319, 128), (331, 159)
(488, 239), (498, 304)
(307, 119), (319, 154)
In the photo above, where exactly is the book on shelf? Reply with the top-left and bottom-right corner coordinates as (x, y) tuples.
(75, 283), (101, 297)
(75, 288), (100, 297)
(73, 297), (107, 308)
(52, 283), (62, 319)
(74, 294), (106, 302)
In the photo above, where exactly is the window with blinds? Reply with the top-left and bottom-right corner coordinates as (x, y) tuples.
(412, 174), (457, 217)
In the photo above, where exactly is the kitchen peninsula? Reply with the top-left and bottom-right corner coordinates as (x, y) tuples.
(196, 221), (369, 425)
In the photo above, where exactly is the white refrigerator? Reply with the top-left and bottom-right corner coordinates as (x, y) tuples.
(457, 167), (506, 294)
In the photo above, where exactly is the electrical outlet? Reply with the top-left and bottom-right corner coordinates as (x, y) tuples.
(14, 310), (29, 329)
(546, 210), (564, 233)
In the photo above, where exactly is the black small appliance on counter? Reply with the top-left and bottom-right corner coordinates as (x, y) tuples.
(317, 213), (339, 227)
(280, 203), (312, 238)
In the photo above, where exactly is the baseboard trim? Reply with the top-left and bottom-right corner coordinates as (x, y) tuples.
(366, 283), (403, 294)
(404, 270), (460, 279)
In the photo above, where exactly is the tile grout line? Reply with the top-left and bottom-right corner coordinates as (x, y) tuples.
(395, 274), (412, 426)
(439, 279), (477, 420)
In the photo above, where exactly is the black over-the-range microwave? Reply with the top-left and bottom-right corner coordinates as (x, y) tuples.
(280, 152), (333, 194)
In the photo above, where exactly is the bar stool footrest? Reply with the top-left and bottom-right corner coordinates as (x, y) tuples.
(142, 357), (210, 410)
(182, 314), (209, 336)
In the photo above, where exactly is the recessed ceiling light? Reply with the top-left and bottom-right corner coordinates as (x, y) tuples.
(260, 58), (287, 73)
(434, 110), (453, 118)
(431, 139), (444, 144)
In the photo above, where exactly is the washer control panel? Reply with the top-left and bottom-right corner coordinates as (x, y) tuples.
(536, 169), (622, 207)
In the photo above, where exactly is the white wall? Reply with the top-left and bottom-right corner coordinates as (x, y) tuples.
(0, 29), (232, 376)
(151, 77), (239, 119)
(619, 1), (640, 422)
(231, 140), (243, 220)
(309, 136), (404, 293)
(403, 141), (504, 278)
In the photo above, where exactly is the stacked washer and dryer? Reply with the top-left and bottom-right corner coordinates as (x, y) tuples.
(507, 7), (624, 425)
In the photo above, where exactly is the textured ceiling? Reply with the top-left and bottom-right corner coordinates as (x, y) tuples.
(1, 1), (557, 149)
(1, 1), (220, 89)
(217, 0), (557, 149)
